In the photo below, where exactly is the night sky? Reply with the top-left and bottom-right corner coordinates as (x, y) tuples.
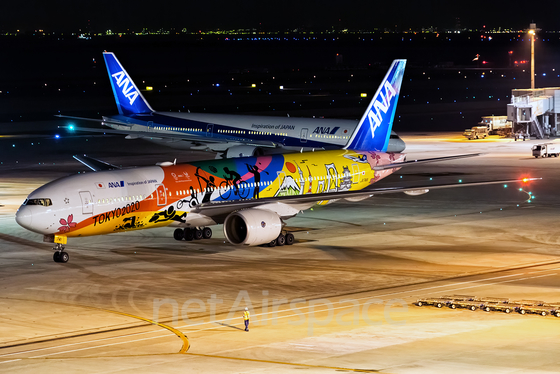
(2, 1), (560, 32)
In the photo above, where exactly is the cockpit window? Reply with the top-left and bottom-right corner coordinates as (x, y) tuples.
(24, 198), (52, 206)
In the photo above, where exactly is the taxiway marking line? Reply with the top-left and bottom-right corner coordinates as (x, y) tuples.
(184, 352), (383, 373)
(0, 310), (189, 359)
(0, 359), (22, 365)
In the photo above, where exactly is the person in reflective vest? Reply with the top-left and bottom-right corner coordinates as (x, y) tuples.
(243, 307), (250, 332)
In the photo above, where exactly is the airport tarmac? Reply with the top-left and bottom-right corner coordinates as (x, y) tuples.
(1, 132), (560, 373)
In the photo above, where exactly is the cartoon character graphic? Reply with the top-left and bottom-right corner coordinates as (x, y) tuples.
(195, 167), (217, 203)
(245, 163), (268, 199)
(149, 206), (186, 224)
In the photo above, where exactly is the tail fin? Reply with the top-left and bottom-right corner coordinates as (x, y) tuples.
(103, 52), (153, 115)
(344, 59), (406, 152)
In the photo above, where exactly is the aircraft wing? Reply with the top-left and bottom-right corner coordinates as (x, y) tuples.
(373, 153), (482, 171)
(190, 178), (540, 223)
(56, 116), (279, 148)
(73, 155), (121, 171)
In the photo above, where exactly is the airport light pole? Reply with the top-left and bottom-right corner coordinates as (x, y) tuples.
(529, 29), (535, 89)
(527, 23), (540, 90)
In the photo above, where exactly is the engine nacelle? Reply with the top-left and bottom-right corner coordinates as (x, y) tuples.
(225, 146), (264, 158)
(403, 189), (430, 196)
(344, 196), (370, 202)
(223, 209), (282, 246)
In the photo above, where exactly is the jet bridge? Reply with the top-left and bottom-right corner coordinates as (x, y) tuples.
(507, 88), (560, 138)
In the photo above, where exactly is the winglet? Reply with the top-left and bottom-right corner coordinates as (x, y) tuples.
(344, 59), (406, 152)
(103, 52), (154, 115)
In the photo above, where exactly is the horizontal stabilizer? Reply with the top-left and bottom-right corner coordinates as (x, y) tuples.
(373, 153), (483, 171)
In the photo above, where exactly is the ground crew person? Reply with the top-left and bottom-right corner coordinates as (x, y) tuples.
(243, 307), (250, 332)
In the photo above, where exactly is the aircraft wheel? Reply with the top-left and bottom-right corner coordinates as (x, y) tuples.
(174, 229), (184, 241)
(202, 227), (212, 239)
(184, 228), (194, 241)
(285, 233), (295, 245)
(268, 239), (277, 247)
(276, 234), (285, 246)
(59, 252), (69, 263)
(53, 252), (60, 262)
(194, 229), (203, 240)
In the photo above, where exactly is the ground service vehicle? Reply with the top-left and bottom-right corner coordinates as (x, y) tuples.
(532, 143), (560, 158)
(463, 126), (489, 140)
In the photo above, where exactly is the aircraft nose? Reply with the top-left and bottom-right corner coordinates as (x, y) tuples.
(15, 206), (33, 230)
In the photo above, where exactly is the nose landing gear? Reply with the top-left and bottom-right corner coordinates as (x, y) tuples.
(53, 243), (69, 263)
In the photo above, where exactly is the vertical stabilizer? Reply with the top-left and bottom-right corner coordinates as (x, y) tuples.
(103, 52), (154, 115)
(344, 59), (406, 152)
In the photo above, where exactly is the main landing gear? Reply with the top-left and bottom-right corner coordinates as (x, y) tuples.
(266, 231), (295, 247)
(53, 243), (69, 263)
(174, 227), (213, 242)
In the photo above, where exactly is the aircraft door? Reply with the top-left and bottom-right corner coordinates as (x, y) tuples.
(156, 184), (167, 206)
(147, 121), (153, 132)
(206, 124), (214, 137)
(352, 164), (359, 184)
(79, 191), (94, 215)
(300, 128), (308, 143)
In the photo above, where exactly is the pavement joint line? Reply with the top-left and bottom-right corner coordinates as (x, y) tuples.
(183, 352), (384, 373)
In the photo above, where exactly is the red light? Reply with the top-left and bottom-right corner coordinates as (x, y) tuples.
(482, 61), (487, 64)
(522, 178), (529, 183)
(508, 51), (513, 54)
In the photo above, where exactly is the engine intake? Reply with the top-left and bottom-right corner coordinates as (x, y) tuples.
(223, 209), (282, 246)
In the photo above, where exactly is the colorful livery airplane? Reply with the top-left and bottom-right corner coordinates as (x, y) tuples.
(57, 52), (406, 157)
(17, 60), (533, 263)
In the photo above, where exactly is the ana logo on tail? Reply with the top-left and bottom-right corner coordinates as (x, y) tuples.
(111, 71), (139, 105)
(367, 81), (397, 139)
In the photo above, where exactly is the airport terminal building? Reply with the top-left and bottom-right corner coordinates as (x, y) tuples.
(508, 87), (560, 138)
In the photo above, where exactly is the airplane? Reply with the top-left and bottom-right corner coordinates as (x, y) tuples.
(17, 60), (535, 263)
(57, 52), (406, 158)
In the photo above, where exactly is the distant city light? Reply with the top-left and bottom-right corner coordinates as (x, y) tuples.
(251, 84), (256, 88)
(146, 86), (153, 91)
(360, 93), (367, 98)
(279, 86), (284, 90)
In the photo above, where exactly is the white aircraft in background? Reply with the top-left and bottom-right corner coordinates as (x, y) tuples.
(18, 60), (535, 263)
(57, 52), (406, 158)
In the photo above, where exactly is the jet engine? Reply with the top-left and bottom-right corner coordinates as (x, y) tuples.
(224, 146), (265, 158)
(223, 209), (282, 246)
